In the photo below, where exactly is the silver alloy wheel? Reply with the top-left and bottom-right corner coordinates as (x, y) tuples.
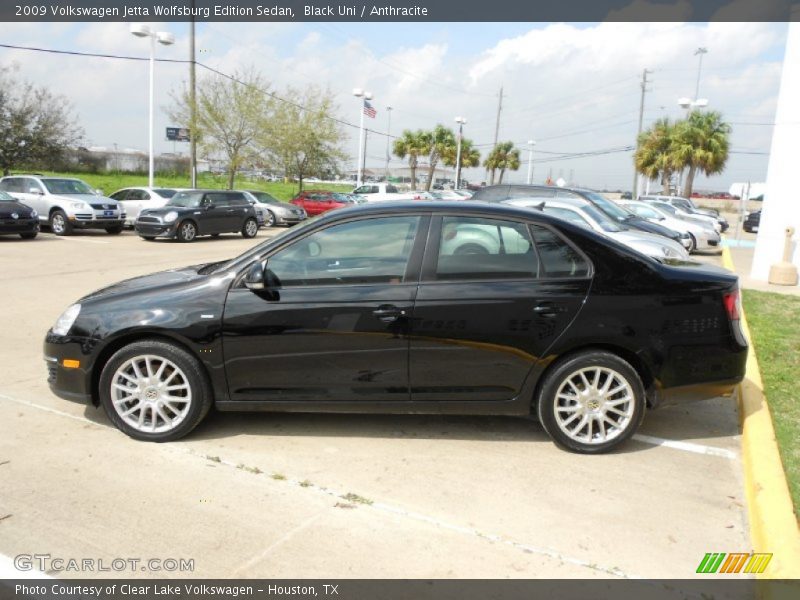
(51, 213), (66, 234)
(266, 211), (276, 227)
(110, 354), (192, 433)
(180, 221), (196, 241)
(553, 366), (635, 445)
(245, 219), (258, 236)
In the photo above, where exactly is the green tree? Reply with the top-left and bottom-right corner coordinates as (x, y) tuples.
(421, 124), (457, 191)
(442, 137), (480, 185)
(672, 111), (731, 198)
(0, 66), (83, 176)
(483, 141), (520, 184)
(169, 68), (271, 189)
(634, 118), (678, 193)
(392, 129), (428, 190)
(258, 86), (347, 192)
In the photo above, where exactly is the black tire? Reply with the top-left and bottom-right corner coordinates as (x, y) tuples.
(211, 233), (220, 238)
(687, 233), (697, 253)
(98, 340), (213, 442)
(265, 211), (276, 227)
(242, 217), (258, 239)
(50, 210), (72, 236)
(140, 236), (156, 241)
(20, 232), (38, 240)
(105, 226), (124, 235)
(454, 243), (489, 255)
(176, 220), (197, 242)
(536, 350), (645, 454)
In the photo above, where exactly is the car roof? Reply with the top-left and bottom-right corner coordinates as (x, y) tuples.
(508, 195), (591, 208)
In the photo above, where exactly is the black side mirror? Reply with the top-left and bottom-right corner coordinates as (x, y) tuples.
(204, 203), (216, 210)
(244, 262), (265, 290)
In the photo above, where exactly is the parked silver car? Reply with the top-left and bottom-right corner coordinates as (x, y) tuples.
(0, 175), (125, 235)
(243, 190), (307, 227)
(618, 200), (720, 253)
(504, 197), (690, 261)
(109, 187), (180, 227)
(644, 199), (722, 233)
(639, 195), (728, 232)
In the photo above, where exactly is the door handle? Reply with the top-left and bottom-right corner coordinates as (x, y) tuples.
(533, 302), (558, 318)
(373, 305), (405, 323)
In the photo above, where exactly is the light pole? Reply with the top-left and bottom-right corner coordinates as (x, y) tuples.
(385, 106), (392, 181)
(454, 116), (466, 190)
(130, 24), (174, 188)
(694, 47), (708, 101)
(353, 88), (372, 188)
(526, 139), (536, 185)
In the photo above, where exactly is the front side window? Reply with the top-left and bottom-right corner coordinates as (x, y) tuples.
(530, 224), (590, 278)
(435, 216), (538, 281)
(267, 216), (421, 287)
(41, 179), (94, 195)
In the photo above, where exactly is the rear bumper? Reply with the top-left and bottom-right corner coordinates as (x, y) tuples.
(649, 377), (742, 408)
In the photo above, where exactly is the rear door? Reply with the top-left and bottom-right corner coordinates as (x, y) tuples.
(409, 216), (592, 402)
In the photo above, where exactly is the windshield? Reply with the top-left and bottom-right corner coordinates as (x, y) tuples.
(166, 192), (203, 208)
(581, 203), (625, 232)
(582, 191), (635, 222)
(332, 193), (359, 203)
(250, 191), (282, 205)
(42, 179), (95, 195)
(0, 191), (15, 201)
(653, 202), (679, 216)
(153, 188), (178, 198)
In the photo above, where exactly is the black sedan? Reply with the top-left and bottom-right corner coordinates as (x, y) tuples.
(44, 202), (747, 453)
(743, 210), (760, 233)
(0, 190), (39, 239)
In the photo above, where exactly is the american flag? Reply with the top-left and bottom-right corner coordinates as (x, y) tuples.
(363, 100), (377, 119)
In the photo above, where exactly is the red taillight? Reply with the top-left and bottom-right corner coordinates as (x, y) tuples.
(723, 288), (740, 321)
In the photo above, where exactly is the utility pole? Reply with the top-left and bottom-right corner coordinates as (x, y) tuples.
(632, 68), (651, 199)
(189, 8), (197, 188)
(488, 85), (503, 184)
(384, 106), (392, 181)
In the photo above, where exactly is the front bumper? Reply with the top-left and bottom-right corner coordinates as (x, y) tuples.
(69, 216), (126, 230)
(0, 218), (39, 234)
(44, 333), (97, 405)
(135, 221), (178, 238)
(275, 213), (307, 225)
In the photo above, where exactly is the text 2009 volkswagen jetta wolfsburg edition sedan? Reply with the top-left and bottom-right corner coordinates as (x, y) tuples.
(44, 202), (747, 453)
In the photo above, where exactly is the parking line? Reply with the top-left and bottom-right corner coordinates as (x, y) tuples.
(53, 237), (110, 244)
(632, 433), (737, 460)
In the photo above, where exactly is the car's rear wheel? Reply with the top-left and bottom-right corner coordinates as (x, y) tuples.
(50, 210), (72, 236)
(99, 340), (212, 442)
(242, 217), (258, 239)
(176, 220), (197, 242)
(536, 351), (645, 453)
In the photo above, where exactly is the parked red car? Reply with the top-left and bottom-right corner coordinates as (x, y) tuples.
(290, 190), (361, 216)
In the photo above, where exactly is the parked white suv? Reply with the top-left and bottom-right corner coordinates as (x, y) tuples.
(0, 175), (126, 235)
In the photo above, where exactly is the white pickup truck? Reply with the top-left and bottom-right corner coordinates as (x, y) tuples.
(352, 182), (418, 202)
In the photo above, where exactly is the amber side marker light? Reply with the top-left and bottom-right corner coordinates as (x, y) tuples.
(62, 359), (81, 369)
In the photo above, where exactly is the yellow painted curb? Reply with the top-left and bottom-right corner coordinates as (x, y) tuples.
(722, 245), (800, 579)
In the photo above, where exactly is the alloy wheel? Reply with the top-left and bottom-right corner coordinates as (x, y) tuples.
(179, 222), (196, 241)
(245, 219), (258, 237)
(51, 213), (66, 234)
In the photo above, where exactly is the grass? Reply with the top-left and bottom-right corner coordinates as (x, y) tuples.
(742, 290), (800, 517)
(14, 170), (352, 202)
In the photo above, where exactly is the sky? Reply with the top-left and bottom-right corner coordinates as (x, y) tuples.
(0, 20), (789, 191)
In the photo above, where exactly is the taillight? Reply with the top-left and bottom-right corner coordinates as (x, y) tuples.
(723, 288), (740, 321)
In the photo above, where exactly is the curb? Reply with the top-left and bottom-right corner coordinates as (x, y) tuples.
(722, 246), (800, 579)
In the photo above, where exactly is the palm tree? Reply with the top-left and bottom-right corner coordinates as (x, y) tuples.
(672, 111), (731, 198)
(392, 129), (428, 190)
(484, 141), (520, 184)
(634, 118), (678, 193)
(422, 125), (456, 191)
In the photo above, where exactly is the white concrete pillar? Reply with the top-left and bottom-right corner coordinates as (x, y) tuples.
(751, 11), (800, 281)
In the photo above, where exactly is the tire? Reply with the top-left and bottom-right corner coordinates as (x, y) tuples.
(211, 233), (220, 238)
(176, 220), (197, 242)
(265, 211), (276, 227)
(454, 243), (489, 255)
(20, 232), (38, 240)
(98, 340), (213, 442)
(105, 226), (124, 235)
(687, 233), (697, 253)
(140, 236), (155, 241)
(50, 210), (72, 236)
(242, 217), (258, 239)
(536, 350), (645, 454)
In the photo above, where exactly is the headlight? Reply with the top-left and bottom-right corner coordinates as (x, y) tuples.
(164, 211), (179, 223)
(31, 210), (38, 218)
(52, 304), (81, 336)
(70, 201), (89, 210)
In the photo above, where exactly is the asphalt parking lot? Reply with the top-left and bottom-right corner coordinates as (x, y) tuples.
(0, 226), (749, 579)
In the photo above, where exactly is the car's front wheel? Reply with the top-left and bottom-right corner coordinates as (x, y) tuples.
(50, 210), (72, 236)
(265, 211), (276, 227)
(176, 220), (197, 242)
(242, 217), (258, 239)
(20, 232), (38, 240)
(105, 226), (124, 235)
(536, 350), (645, 453)
(98, 340), (213, 442)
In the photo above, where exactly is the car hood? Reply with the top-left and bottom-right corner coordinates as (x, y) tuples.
(0, 201), (35, 217)
(611, 230), (688, 257)
(79, 263), (213, 304)
(54, 194), (120, 207)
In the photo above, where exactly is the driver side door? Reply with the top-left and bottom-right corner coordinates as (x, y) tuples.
(221, 215), (428, 404)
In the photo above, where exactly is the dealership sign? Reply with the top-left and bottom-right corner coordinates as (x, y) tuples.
(166, 127), (190, 142)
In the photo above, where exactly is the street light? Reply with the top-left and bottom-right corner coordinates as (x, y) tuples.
(353, 88), (373, 188)
(130, 24), (174, 188)
(694, 47), (708, 100)
(385, 106), (393, 181)
(454, 116), (467, 190)
(526, 139), (536, 185)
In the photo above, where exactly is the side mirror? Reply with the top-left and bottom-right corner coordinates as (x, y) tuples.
(244, 262), (265, 290)
(95, 189), (104, 196)
(204, 203), (216, 210)
(29, 187), (43, 195)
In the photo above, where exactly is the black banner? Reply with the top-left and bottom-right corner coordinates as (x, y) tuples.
(3, 580), (800, 600)
(2, 0), (800, 22)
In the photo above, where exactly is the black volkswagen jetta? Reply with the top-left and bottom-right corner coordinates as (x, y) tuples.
(45, 202), (747, 453)
(0, 190), (39, 239)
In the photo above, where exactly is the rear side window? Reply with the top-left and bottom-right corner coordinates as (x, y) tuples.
(0, 178), (22, 192)
(434, 216), (539, 281)
(226, 192), (247, 205)
(530, 224), (590, 278)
